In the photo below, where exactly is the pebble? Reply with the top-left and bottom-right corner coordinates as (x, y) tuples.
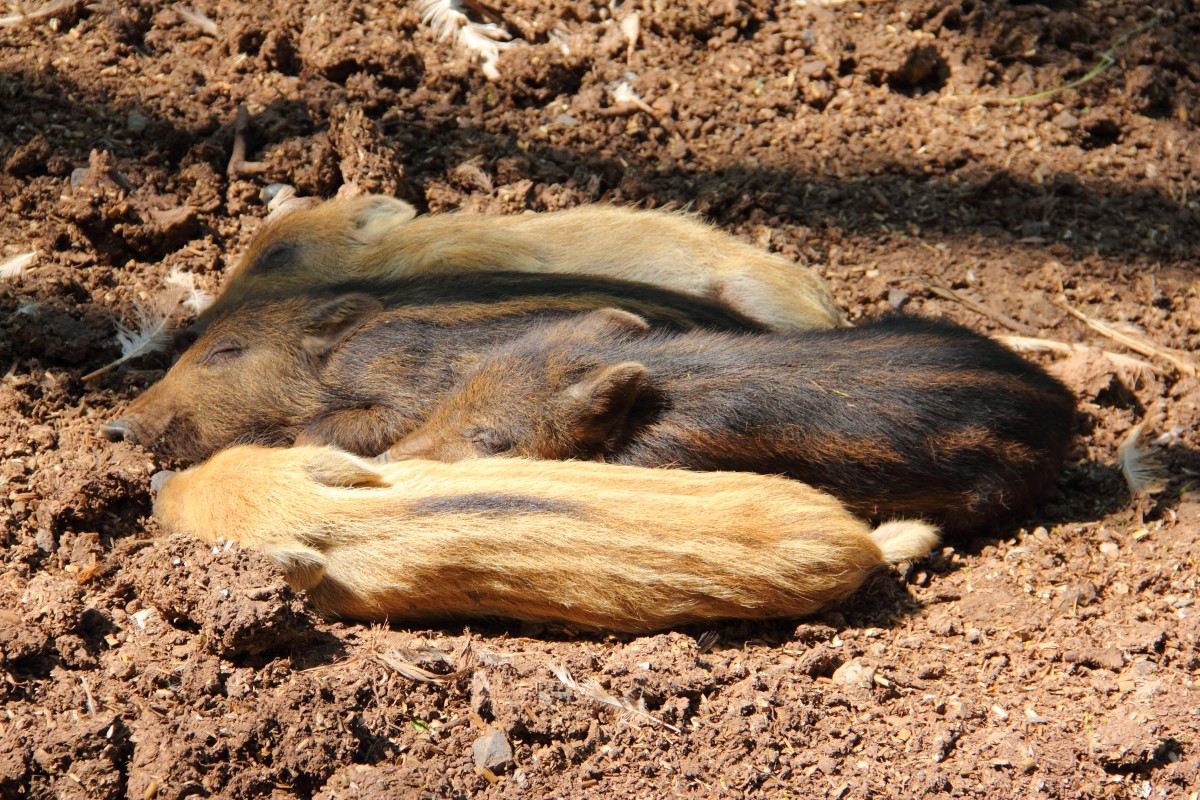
(472, 730), (514, 772)
(1052, 110), (1079, 130)
(126, 110), (150, 133)
(831, 658), (876, 691)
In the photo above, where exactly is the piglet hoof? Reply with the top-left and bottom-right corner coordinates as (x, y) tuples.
(150, 470), (176, 494)
(100, 420), (131, 442)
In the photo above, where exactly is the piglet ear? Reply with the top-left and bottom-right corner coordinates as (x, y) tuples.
(562, 361), (647, 449)
(301, 294), (383, 358)
(350, 195), (418, 244)
(304, 447), (390, 489)
(262, 543), (328, 590)
(573, 308), (652, 339)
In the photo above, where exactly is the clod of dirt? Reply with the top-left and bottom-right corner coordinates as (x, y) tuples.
(472, 729), (514, 772)
(1049, 349), (1124, 401)
(129, 534), (315, 657)
(855, 35), (948, 93)
(601, 632), (716, 706)
(1090, 714), (1170, 770)
(27, 714), (132, 800)
(11, 572), (110, 672)
(830, 657), (877, 691)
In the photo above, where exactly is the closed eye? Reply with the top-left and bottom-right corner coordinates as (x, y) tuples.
(203, 340), (245, 365)
(465, 426), (514, 455)
(253, 241), (299, 273)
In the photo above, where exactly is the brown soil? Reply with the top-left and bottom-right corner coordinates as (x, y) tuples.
(2, 1), (1199, 797)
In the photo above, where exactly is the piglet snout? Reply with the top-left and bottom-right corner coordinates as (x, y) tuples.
(150, 470), (176, 494)
(100, 420), (131, 442)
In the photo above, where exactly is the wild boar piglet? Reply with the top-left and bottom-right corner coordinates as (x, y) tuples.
(152, 445), (939, 632)
(190, 193), (843, 334)
(102, 272), (759, 462)
(387, 309), (1077, 535)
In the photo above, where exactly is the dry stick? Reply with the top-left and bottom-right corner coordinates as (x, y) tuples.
(910, 279), (1035, 336)
(227, 106), (268, 178)
(1053, 297), (1197, 377)
(1000, 335), (1165, 379)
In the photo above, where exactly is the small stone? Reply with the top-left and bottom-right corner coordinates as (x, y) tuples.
(965, 628), (981, 644)
(1091, 647), (1125, 671)
(1119, 626), (1166, 654)
(472, 730), (513, 772)
(1052, 110), (1079, 130)
(1059, 581), (1098, 609)
(69, 166), (91, 190)
(830, 658), (876, 691)
(126, 110), (150, 133)
(1099, 542), (1119, 558)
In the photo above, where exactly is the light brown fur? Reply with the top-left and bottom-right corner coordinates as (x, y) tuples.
(194, 195), (844, 333)
(152, 445), (938, 633)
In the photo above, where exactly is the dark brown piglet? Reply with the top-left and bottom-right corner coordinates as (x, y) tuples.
(102, 273), (759, 463)
(386, 309), (1077, 535)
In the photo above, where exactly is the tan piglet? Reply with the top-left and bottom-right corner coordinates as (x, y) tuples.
(153, 445), (938, 633)
(194, 194), (843, 333)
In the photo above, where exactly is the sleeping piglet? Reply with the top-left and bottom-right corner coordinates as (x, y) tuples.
(152, 444), (939, 632)
(191, 192), (843, 335)
(385, 309), (1077, 535)
(100, 272), (759, 462)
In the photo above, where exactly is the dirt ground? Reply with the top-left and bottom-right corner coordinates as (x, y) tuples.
(1, 0), (1199, 797)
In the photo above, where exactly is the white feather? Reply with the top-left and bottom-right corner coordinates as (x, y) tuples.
(83, 285), (187, 381)
(0, 251), (36, 280)
(551, 663), (679, 732)
(1117, 420), (1168, 496)
(165, 266), (214, 315)
(0, 0), (76, 27)
(418, 0), (513, 81)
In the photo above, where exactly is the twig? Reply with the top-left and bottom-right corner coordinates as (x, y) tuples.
(0, 0), (77, 27)
(79, 676), (98, 715)
(999, 335), (1165, 380)
(226, 106), (267, 178)
(1054, 297), (1197, 376)
(601, 81), (656, 117)
(903, 278), (1033, 335)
